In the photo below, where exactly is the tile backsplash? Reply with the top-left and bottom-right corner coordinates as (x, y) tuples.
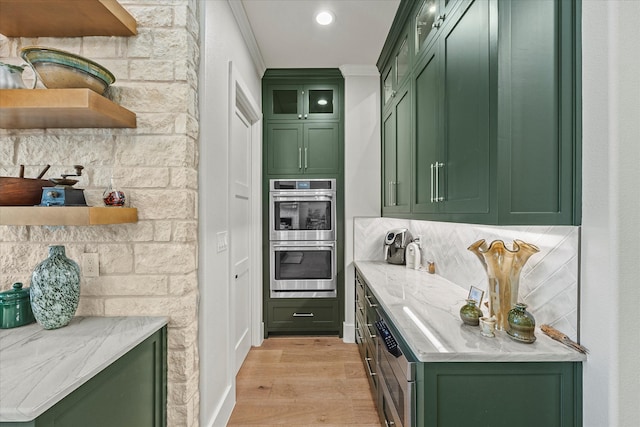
(354, 217), (580, 340)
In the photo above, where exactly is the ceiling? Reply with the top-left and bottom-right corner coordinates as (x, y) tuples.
(238, 0), (401, 70)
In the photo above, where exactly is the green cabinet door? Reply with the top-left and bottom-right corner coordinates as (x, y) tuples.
(266, 123), (303, 175)
(265, 83), (340, 121)
(497, 0), (578, 224)
(413, 46), (440, 214)
(304, 122), (340, 174)
(266, 122), (340, 176)
(418, 362), (582, 427)
(412, 0), (493, 221)
(382, 85), (411, 214)
(437, 0), (493, 219)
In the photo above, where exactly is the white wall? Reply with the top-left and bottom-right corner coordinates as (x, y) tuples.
(198, 1), (262, 425)
(340, 65), (382, 342)
(581, 1), (640, 426)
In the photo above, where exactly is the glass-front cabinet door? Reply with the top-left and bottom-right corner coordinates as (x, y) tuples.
(415, 0), (462, 58)
(382, 32), (410, 112)
(266, 84), (339, 120)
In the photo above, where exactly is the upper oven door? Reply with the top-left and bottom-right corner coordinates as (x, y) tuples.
(270, 192), (336, 241)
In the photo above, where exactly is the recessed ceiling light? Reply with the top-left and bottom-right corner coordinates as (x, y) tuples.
(315, 11), (334, 26)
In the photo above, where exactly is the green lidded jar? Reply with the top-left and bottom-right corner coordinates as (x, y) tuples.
(507, 302), (536, 343)
(0, 282), (36, 329)
(460, 299), (483, 326)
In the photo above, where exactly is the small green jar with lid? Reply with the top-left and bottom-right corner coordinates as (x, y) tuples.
(0, 282), (36, 329)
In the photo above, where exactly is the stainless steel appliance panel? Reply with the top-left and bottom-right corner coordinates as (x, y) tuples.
(269, 179), (336, 241)
(270, 240), (337, 298)
(375, 313), (416, 427)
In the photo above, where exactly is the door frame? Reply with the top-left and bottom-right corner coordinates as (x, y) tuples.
(228, 61), (263, 358)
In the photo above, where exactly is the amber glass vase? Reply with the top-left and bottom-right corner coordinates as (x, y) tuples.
(467, 239), (539, 331)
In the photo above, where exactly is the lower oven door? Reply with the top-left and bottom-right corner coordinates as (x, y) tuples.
(270, 241), (336, 298)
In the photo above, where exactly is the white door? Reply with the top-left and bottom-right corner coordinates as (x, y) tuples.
(231, 105), (252, 373)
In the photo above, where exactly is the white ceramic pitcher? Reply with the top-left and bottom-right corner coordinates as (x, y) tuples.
(0, 62), (37, 89)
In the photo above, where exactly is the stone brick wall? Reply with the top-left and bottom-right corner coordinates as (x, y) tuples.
(0, 1), (201, 425)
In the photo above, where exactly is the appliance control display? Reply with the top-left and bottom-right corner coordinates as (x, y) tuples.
(375, 319), (402, 357)
(297, 181), (310, 189)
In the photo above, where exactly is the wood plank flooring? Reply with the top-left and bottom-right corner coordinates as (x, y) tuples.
(228, 337), (381, 427)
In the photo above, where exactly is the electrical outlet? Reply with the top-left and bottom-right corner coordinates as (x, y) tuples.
(82, 253), (99, 277)
(216, 231), (228, 252)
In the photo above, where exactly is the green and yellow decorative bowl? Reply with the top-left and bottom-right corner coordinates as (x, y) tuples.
(20, 46), (115, 94)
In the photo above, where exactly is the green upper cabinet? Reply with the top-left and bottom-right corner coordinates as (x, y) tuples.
(266, 122), (340, 175)
(378, 0), (580, 225)
(265, 83), (340, 121)
(496, 0), (579, 224)
(263, 69), (344, 178)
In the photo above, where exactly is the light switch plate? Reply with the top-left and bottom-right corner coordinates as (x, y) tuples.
(217, 231), (228, 252)
(82, 253), (99, 277)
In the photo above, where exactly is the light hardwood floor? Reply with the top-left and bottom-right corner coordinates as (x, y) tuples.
(227, 336), (382, 427)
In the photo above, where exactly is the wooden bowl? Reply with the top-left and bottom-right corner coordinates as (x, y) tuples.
(0, 177), (54, 206)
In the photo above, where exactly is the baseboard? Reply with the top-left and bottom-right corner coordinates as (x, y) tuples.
(343, 321), (355, 343)
(203, 383), (235, 427)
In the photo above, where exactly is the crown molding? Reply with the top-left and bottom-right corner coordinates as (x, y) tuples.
(339, 64), (380, 77)
(228, 0), (267, 77)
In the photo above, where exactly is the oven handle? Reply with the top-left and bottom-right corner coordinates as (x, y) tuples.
(271, 241), (336, 250)
(271, 193), (334, 201)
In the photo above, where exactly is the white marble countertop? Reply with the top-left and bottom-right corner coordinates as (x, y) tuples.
(355, 261), (586, 363)
(0, 316), (168, 422)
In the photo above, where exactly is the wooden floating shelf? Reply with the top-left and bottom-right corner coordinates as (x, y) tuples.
(0, 206), (138, 226)
(0, 89), (136, 129)
(0, 0), (137, 37)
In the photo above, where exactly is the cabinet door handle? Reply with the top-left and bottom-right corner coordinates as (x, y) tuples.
(366, 323), (377, 339)
(298, 148), (302, 169)
(435, 162), (444, 202)
(304, 114), (308, 119)
(292, 312), (314, 317)
(298, 114), (302, 119)
(431, 14), (446, 29)
(365, 294), (378, 308)
(430, 163), (435, 203)
(304, 147), (308, 169)
(364, 357), (377, 377)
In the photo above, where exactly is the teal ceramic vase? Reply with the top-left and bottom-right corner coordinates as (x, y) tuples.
(30, 245), (80, 329)
(507, 302), (536, 343)
(460, 299), (483, 326)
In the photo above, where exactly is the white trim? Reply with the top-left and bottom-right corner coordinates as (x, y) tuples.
(228, 0), (267, 76)
(339, 64), (380, 77)
(203, 384), (235, 427)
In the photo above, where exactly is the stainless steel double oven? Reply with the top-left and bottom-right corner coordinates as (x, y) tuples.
(269, 179), (337, 298)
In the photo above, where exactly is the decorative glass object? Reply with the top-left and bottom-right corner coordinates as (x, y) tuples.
(30, 245), (80, 329)
(459, 299), (483, 326)
(507, 303), (536, 343)
(103, 177), (125, 206)
(468, 239), (539, 331)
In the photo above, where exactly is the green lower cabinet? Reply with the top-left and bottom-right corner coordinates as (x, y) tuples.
(266, 299), (340, 335)
(2, 328), (167, 427)
(416, 362), (582, 427)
